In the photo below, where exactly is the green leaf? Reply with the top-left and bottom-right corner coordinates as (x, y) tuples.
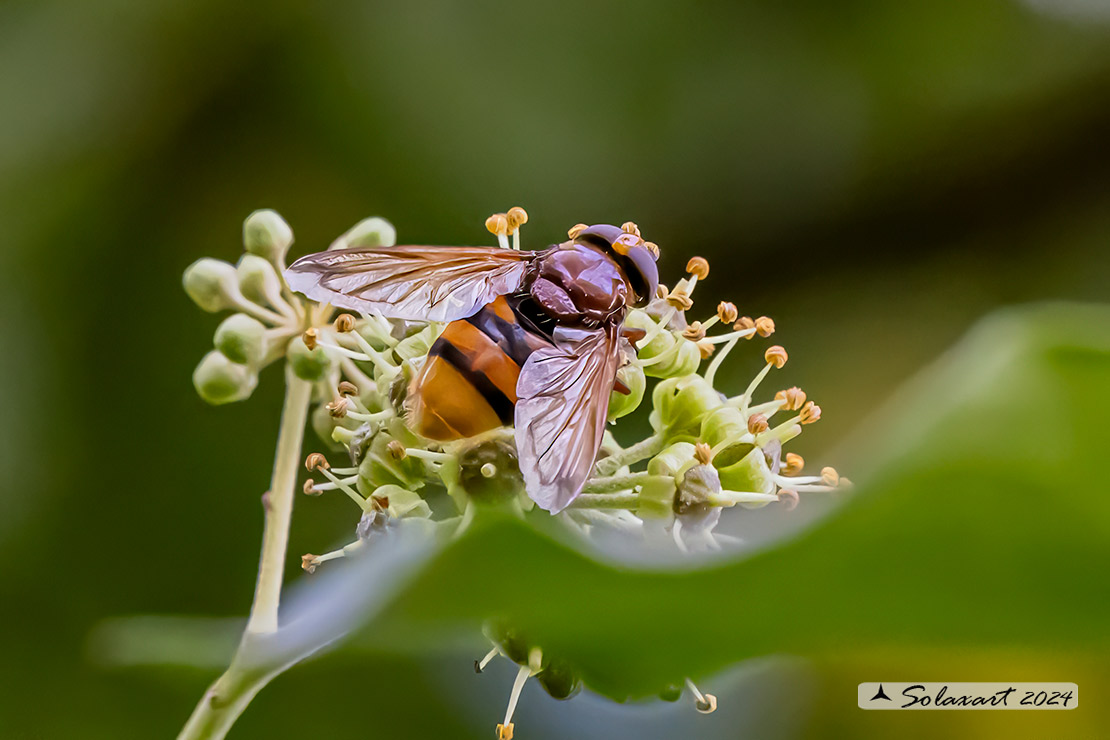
(106, 303), (1110, 702)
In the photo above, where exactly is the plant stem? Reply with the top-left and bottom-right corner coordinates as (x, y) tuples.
(177, 370), (313, 740)
(595, 434), (665, 477)
(571, 492), (642, 509)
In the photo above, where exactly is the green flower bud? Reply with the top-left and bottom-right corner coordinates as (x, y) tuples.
(624, 309), (674, 358)
(192, 350), (258, 405)
(370, 484), (432, 519)
(242, 209), (293, 262)
(393, 325), (438, 362)
(287, 336), (334, 381)
(236, 254), (283, 306)
(214, 313), (268, 366)
(537, 656), (582, 700)
(341, 217), (397, 249)
(637, 442), (694, 519)
(716, 445), (777, 506)
(356, 421), (427, 493)
(607, 361), (646, 421)
(649, 375), (724, 441)
(183, 258), (240, 313)
(623, 310), (701, 378)
(700, 406), (755, 468)
(485, 621), (531, 666)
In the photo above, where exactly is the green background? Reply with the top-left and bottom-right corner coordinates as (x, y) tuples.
(2, 1), (1108, 737)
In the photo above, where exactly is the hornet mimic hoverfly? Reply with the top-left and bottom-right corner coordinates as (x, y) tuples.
(285, 218), (660, 513)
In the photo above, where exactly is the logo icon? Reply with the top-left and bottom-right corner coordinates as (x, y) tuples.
(870, 684), (892, 702)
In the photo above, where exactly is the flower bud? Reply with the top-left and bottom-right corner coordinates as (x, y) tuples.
(236, 254), (283, 306)
(607, 361), (646, 421)
(287, 335), (334, 381)
(715, 446), (777, 507)
(357, 421), (427, 493)
(700, 406), (755, 468)
(192, 350), (258, 405)
(183, 258), (240, 313)
(214, 313), (268, 366)
(242, 209), (293, 262)
(341, 217), (397, 249)
(650, 375), (724, 440)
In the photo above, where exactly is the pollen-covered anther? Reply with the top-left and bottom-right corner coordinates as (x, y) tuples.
(386, 440), (407, 461)
(775, 386), (807, 411)
(717, 301), (738, 324)
(497, 723), (514, 740)
(333, 313), (357, 333)
(656, 283), (670, 299)
(303, 479), (322, 496)
(778, 489), (799, 511)
(686, 256), (710, 279)
(764, 345), (788, 368)
(567, 223), (588, 239)
(337, 380), (358, 397)
(302, 328), (319, 351)
(485, 213), (510, 236)
(621, 221), (641, 237)
(800, 401), (822, 425)
(666, 290), (694, 311)
(755, 316), (775, 337)
(326, 397), (350, 418)
(301, 554), (320, 574)
(644, 241), (660, 258)
(782, 452), (805, 476)
(694, 441), (714, 465)
(305, 452), (330, 472)
(747, 413), (769, 434)
(732, 319), (759, 341)
(697, 340), (715, 359)
(821, 466), (840, 486)
(682, 321), (706, 341)
(506, 206), (529, 230)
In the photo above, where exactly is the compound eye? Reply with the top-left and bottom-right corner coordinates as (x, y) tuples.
(612, 232), (641, 256)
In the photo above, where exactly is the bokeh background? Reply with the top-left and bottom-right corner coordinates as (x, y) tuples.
(2, 0), (1109, 737)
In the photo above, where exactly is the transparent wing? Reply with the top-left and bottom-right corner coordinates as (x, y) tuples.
(515, 323), (622, 513)
(285, 246), (535, 322)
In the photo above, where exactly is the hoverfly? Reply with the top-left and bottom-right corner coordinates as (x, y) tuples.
(285, 220), (659, 512)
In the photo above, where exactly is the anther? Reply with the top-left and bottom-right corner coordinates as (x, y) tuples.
(333, 313), (357, 333)
(667, 291), (694, 311)
(643, 241), (660, 258)
(717, 302), (738, 324)
(747, 413), (769, 434)
(326, 397), (350, 418)
(782, 452), (805, 476)
(775, 386), (807, 411)
(686, 256), (710, 279)
(301, 554), (320, 574)
(755, 316), (775, 337)
(621, 221), (641, 237)
(485, 213), (510, 236)
(682, 321), (706, 341)
(506, 206), (529, 230)
(694, 441), (714, 465)
(337, 380), (358, 397)
(302, 328), (319, 351)
(821, 466), (840, 486)
(303, 479), (321, 496)
(764, 345), (788, 368)
(386, 440), (407, 460)
(305, 452), (330, 472)
(655, 283), (670, 299)
(800, 401), (822, 424)
(567, 223), (588, 239)
(778, 489), (799, 511)
(697, 340), (715, 359)
(734, 316), (756, 338)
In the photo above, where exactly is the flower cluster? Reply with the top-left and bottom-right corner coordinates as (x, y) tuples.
(184, 209), (847, 738)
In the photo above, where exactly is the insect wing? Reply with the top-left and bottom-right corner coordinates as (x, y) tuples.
(515, 323), (621, 513)
(285, 246), (535, 322)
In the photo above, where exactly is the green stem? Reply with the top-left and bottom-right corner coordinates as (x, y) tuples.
(176, 370), (313, 740)
(582, 471), (659, 493)
(571, 492), (643, 509)
(595, 434), (665, 477)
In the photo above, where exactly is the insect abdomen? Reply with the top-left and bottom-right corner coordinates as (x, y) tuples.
(407, 296), (544, 440)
